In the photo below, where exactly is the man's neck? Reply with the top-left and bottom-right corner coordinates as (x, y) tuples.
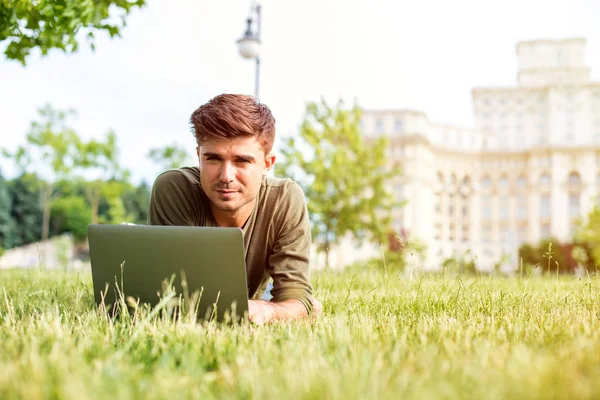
(211, 198), (256, 228)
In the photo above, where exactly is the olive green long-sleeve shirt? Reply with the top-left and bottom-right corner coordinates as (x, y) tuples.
(147, 167), (313, 314)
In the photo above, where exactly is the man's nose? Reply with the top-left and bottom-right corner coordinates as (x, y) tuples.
(219, 162), (235, 183)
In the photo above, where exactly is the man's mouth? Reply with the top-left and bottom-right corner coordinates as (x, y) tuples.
(216, 189), (239, 199)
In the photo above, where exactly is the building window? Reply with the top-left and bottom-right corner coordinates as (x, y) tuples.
(540, 195), (551, 219)
(482, 206), (491, 220)
(482, 226), (492, 244)
(539, 173), (551, 187)
(394, 119), (404, 134)
(375, 119), (384, 134)
(394, 183), (404, 201)
(500, 227), (510, 249)
(481, 177), (493, 191)
(517, 226), (527, 245)
(499, 176), (509, 190)
(500, 195), (509, 220)
(462, 225), (469, 243)
(568, 172), (581, 187)
(569, 193), (580, 218)
(517, 194), (527, 220)
(482, 195), (492, 220)
(541, 223), (551, 239)
(435, 223), (442, 240)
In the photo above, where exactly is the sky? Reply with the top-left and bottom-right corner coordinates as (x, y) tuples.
(1, 0), (599, 184)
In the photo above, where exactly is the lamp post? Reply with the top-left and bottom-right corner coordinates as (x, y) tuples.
(236, 2), (262, 98)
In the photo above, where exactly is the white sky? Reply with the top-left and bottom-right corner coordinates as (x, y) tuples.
(1, 0), (599, 184)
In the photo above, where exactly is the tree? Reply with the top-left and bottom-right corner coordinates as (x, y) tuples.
(3, 104), (82, 242)
(7, 173), (43, 247)
(575, 206), (600, 271)
(0, 0), (145, 65)
(122, 181), (150, 224)
(50, 196), (91, 241)
(276, 98), (399, 267)
(101, 179), (133, 224)
(0, 169), (15, 250)
(77, 130), (129, 224)
(147, 143), (194, 172)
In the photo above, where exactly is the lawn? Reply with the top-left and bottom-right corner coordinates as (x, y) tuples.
(1, 266), (599, 399)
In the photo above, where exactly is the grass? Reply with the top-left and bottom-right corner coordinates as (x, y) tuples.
(1, 266), (599, 400)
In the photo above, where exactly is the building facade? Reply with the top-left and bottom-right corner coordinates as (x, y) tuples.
(361, 38), (600, 269)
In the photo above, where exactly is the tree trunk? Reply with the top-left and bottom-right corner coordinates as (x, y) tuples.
(324, 239), (331, 269)
(41, 184), (52, 242)
(87, 185), (101, 225)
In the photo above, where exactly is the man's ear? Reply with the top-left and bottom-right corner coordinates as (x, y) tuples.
(196, 146), (200, 157)
(264, 153), (276, 172)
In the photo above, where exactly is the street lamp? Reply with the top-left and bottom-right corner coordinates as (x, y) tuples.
(236, 2), (262, 98)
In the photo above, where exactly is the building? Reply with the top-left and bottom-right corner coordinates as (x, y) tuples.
(361, 38), (600, 269)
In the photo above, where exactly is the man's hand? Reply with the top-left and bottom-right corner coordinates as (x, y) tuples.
(248, 300), (277, 325)
(248, 298), (323, 325)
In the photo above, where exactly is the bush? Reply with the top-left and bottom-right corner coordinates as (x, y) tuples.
(518, 238), (598, 275)
(50, 196), (92, 241)
(363, 230), (427, 273)
(441, 254), (478, 275)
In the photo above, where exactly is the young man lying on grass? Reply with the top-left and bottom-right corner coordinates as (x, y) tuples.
(148, 94), (322, 325)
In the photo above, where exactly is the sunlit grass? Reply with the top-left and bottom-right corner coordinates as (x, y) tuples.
(1, 267), (599, 399)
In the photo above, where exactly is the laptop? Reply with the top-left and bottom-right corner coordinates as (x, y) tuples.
(87, 224), (249, 322)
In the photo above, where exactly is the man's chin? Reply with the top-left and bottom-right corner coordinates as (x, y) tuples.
(212, 201), (241, 212)
(209, 194), (256, 213)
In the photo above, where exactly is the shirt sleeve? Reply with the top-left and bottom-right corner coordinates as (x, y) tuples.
(147, 170), (200, 226)
(267, 181), (314, 314)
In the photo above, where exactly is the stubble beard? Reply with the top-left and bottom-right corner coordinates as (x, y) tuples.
(210, 191), (258, 212)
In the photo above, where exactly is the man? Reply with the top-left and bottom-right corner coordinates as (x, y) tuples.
(148, 94), (321, 324)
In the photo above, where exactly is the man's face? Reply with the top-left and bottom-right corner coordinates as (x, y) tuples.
(197, 136), (275, 212)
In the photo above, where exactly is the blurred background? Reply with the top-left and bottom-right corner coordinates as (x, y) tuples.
(1, 0), (600, 274)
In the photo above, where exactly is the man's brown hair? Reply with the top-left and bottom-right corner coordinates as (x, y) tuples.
(190, 94), (276, 154)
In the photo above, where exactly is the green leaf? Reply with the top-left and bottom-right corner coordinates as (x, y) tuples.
(0, 0), (146, 64)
